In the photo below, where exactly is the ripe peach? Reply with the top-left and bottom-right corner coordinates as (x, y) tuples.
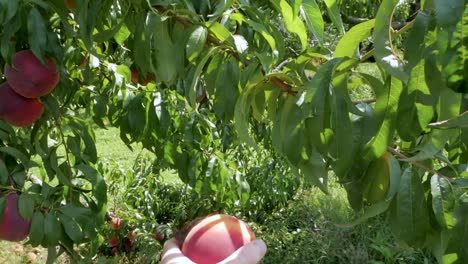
(4, 50), (59, 98)
(182, 214), (256, 264)
(109, 217), (121, 230)
(0, 83), (44, 127)
(0, 193), (32, 241)
(108, 236), (119, 247)
(154, 230), (165, 241)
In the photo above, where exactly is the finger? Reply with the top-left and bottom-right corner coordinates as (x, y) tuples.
(220, 240), (267, 264)
(161, 238), (196, 264)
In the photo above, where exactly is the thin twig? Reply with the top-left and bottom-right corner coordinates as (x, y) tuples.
(353, 98), (376, 104)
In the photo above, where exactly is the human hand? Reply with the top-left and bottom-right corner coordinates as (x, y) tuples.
(161, 238), (267, 264)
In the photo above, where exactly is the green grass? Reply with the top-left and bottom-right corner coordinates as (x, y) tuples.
(257, 187), (436, 264)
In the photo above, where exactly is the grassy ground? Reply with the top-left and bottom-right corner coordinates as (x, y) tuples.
(0, 125), (436, 263)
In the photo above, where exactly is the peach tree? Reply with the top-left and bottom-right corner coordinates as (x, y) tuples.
(0, 0), (466, 263)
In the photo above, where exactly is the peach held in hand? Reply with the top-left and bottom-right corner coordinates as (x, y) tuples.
(182, 214), (256, 264)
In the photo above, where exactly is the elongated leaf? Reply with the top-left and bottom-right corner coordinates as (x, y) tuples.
(431, 174), (456, 229)
(404, 11), (431, 70)
(405, 89), (461, 161)
(29, 211), (44, 247)
(43, 213), (61, 246)
(300, 0), (324, 44)
(273, 95), (304, 165)
(0, 147), (37, 169)
(373, 0), (408, 81)
(60, 214), (84, 242)
(234, 86), (259, 149)
(363, 77), (402, 161)
(186, 26), (208, 62)
(270, 0), (308, 50)
(18, 193), (34, 220)
(298, 152), (328, 193)
(329, 86), (354, 178)
(339, 153), (401, 227)
(434, 0), (465, 31)
(27, 8), (47, 62)
(389, 167), (430, 247)
(303, 58), (344, 155)
(151, 14), (178, 84)
(0, 0), (18, 25)
(397, 60), (435, 141)
(334, 19), (375, 58)
(188, 47), (220, 107)
(323, 0), (345, 34)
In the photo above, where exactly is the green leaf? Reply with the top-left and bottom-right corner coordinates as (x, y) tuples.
(389, 167), (430, 247)
(0, 158), (7, 185)
(29, 211), (45, 247)
(300, 0), (324, 44)
(334, 19), (375, 58)
(205, 21), (232, 43)
(0, 0), (18, 25)
(273, 95), (304, 165)
(404, 11), (431, 70)
(405, 89), (461, 161)
(329, 86), (354, 178)
(303, 58), (345, 155)
(363, 77), (402, 161)
(186, 26), (208, 62)
(397, 60), (435, 141)
(434, 0), (465, 31)
(0, 147), (37, 169)
(270, 0), (308, 50)
(188, 47), (220, 107)
(150, 13), (181, 84)
(234, 85), (259, 149)
(373, 0), (408, 81)
(298, 151), (328, 193)
(43, 212), (61, 246)
(323, 0), (345, 34)
(431, 174), (456, 229)
(27, 7), (47, 63)
(238, 16), (277, 52)
(93, 20), (126, 43)
(59, 214), (84, 242)
(18, 193), (34, 220)
(114, 24), (131, 45)
(339, 153), (401, 227)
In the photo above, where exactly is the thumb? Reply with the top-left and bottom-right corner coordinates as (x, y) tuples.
(220, 240), (267, 264)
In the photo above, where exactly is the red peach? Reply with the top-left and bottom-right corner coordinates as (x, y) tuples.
(108, 236), (119, 247)
(4, 50), (59, 98)
(182, 214), (256, 264)
(109, 217), (121, 230)
(0, 83), (44, 127)
(0, 193), (32, 241)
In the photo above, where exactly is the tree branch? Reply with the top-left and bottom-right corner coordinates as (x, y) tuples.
(387, 146), (451, 180)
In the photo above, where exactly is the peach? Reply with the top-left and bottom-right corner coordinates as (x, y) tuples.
(0, 83), (44, 127)
(182, 214), (256, 264)
(108, 236), (119, 247)
(4, 50), (59, 98)
(109, 217), (121, 230)
(0, 193), (32, 241)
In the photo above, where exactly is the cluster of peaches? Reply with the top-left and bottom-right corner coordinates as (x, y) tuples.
(0, 50), (59, 127)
